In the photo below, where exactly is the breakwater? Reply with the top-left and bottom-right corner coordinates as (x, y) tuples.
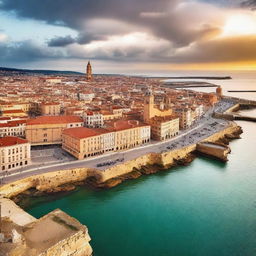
(214, 100), (256, 122)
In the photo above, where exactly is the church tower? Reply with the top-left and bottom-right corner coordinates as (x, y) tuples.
(143, 88), (154, 123)
(86, 61), (93, 81)
(216, 86), (222, 98)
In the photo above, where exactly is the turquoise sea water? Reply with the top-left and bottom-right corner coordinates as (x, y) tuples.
(25, 120), (256, 256)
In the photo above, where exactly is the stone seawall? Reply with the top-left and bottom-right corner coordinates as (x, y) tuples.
(0, 168), (94, 198)
(196, 142), (230, 162)
(0, 122), (242, 198)
(91, 144), (196, 187)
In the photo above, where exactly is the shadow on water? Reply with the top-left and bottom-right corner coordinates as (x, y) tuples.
(23, 167), (180, 210)
(197, 156), (227, 170)
(24, 157), (228, 210)
(22, 188), (80, 210)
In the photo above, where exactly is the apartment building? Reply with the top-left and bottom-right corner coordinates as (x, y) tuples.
(83, 111), (104, 128)
(0, 120), (26, 138)
(0, 136), (30, 171)
(150, 116), (179, 141)
(2, 109), (27, 117)
(62, 120), (150, 160)
(40, 102), (61, 116)
(174, 108), (193, 129)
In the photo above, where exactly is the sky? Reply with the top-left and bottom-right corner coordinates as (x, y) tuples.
(0, 0), (256, 73)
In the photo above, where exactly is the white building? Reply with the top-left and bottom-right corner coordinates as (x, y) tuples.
(83, 111), (104, 128)
(0, 136), (31, 171)
(101, 131), (115, 152)
(78, 93), (95, 101)
(0, 120), (26, 138)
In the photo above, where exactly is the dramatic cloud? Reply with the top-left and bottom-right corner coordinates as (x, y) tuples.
(66, 32), (172, 61)
(0, 0), (256, 68)
(241, 0), (256, 8)
(0, 0), (214, 46)
(0, 40), (63, 63)
(173, 35), (256, 63)
(47, 35), (76, 47)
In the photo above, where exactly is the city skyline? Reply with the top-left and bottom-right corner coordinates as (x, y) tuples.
(0, 0), (256, 73)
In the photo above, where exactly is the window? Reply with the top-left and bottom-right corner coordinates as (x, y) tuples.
(44, 133), (47, 137)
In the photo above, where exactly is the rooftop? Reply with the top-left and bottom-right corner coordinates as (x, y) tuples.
(27, 115), (83, 125)
(0, 136), (28, 147)
(2, 109), (25, 114)
(63, 127), (101, 139)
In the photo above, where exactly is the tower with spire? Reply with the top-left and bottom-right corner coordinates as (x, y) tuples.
(86, 61), (93, 81)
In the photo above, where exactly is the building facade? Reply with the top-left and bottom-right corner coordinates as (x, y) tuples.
(62, 120), (150, 160)
(25, 116), (83, 145)
(83, 111), (104, 128)
(40, 102), (61, 116)
(143, 90), (179, 141)
(0, 120), (26, 138)
(0, 136), (30, 171)
(143, 89), (172, 123)
(2, 109), (27, 117)
(150, 116), (179, 141)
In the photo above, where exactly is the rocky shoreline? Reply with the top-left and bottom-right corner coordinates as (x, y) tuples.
(0, 123), (243, 205)
(86, 153), (196, 189)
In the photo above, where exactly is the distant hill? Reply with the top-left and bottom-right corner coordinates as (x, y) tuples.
(0, 67), (84, 76)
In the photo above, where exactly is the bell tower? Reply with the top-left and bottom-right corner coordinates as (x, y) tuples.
(143, 88), (154, 123)
(86, 61), (93, 81)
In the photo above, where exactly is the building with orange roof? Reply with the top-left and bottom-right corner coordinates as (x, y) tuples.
(0, 119), (26, 138)
(143, 89), (172, 123)
(0, 102), (30, 113)
(2, 109), (27, 117)
(100, 109), (122, 121)
(143, 90), (179, 141)
(26, 116), (83, 145)
(83, 111), (103, 128)
(150, 116), (179, 141)
(62, 120), (150, 160)
(0, 136), (30, 171)
(40, 102), (61, 116)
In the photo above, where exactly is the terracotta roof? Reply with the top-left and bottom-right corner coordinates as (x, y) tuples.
(41, 102), (60, 106)
(63, 127), (101, 139)
(106, 120), (148, 131)
(2, 109), (25, 114)
(0, 120), (26, 127)
(27, 116), (83, 125)
(0, 136), (28, 147)
(0, 117), (11, 121)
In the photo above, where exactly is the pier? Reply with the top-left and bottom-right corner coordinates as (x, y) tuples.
(196, 142), (231, 162)
(214, 97), (256, 122)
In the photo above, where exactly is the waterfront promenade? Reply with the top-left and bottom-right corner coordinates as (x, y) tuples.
(0, 99), (237, 184)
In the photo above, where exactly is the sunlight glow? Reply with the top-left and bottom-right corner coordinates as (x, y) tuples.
(222, 14), (256, 37)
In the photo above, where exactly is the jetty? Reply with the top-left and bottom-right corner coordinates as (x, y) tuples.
(196, 142), (231, 162)
(213, 97), (256, 123)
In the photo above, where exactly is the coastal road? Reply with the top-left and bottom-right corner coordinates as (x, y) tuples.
(0, 99), (236, 184)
